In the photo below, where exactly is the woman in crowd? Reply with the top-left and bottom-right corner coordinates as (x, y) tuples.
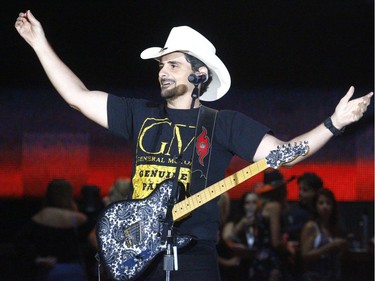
(16, 179), (88, 281)
(249, 170), (291, 281)
(218, 190), (259, 281)
(223, 190), (259, 247)
(216, 192), (243, 281)
(299, 188), (347, 281)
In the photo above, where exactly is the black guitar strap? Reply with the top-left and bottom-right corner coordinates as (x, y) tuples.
(190, 105), (218, 192)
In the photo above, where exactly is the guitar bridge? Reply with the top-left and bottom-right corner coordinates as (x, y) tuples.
(123, 220), (143, 248)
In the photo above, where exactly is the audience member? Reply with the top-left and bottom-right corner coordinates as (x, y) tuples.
(77, 184), (106, 281)
(15, 179), (88, 281)
(102, 177), (132, 207)
(218, 192), (231, 226)
(216, 192), (243, 281)
(300, 188), (347, 281)
(78, 185), (104, 228)
(282, 172), (324, 280)
(284, 172), (324, 242)
(225, 191), (259, 247)
(298, 173), (324, 213)
(249, 169), (292, 281)
(219, 190), (259, 281)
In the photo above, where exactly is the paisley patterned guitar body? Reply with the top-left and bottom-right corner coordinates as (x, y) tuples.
(96, 179), (191, 281)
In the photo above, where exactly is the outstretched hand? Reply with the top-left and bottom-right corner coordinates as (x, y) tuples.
(331, 86), (373, 129)
(15, 10), (45, 48)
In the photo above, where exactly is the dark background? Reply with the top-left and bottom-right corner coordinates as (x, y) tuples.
(1, 0), (373, 90)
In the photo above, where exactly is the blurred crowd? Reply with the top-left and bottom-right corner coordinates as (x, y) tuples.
(217, 170), (373, 281)
(14, 177), (131, 281)
(11, 170), (373, 281)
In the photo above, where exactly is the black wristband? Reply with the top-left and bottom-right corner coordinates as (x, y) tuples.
(324, 117), (345, 136)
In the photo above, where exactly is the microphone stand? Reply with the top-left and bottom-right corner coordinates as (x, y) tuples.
(163, 229), (178, 281)
(163, 82), (200, 280)
(162, 154), (183, 281)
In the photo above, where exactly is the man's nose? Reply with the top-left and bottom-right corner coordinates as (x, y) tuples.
(159, 67), (168, 78)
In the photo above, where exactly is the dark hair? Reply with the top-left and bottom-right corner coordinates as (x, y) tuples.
(297, 172), (323, 191)
(312, 187), (341, 236)
(80, 185), (102, 213)
(232, 190), (258, 223)
(44, 179), (74, 210)
(184, 53), (212, 95)
(238, 191), (258, 216)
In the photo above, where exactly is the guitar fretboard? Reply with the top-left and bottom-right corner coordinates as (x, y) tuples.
(172, 158), (268, 221)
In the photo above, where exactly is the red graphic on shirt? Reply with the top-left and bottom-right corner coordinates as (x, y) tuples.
(195, 127), (210, 166)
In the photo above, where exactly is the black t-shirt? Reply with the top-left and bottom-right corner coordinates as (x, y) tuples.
(107, 95), (270, 240)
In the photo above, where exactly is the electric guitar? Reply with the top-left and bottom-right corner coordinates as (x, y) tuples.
(96, 142), (309, 281)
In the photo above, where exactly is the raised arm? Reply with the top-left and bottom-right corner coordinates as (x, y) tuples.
(253, 86), (373, 164)
(15, 10), (109, 128)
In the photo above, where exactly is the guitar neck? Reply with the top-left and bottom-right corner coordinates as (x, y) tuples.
(172, 158), (268, 221)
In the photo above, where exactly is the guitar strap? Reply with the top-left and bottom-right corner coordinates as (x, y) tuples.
(190, 105), (218, 193)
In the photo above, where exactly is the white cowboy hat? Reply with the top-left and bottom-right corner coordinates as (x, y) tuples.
(140, 26), (231, 102)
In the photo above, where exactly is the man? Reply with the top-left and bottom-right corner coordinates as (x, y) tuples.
(284, 172), (324, 242)
(15, 10), (372, 281)
(282, 173), (324, 280)
(298, 173), (324, 215)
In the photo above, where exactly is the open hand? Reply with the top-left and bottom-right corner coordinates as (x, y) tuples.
(331, 86), (373, 129)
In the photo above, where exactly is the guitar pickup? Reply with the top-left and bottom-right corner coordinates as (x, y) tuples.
(123, 220), (143, 248)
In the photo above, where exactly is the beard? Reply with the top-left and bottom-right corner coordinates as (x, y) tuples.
(161, 84), (189, 101)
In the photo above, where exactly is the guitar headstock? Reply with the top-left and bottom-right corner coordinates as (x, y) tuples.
(266, 141), (309, 168)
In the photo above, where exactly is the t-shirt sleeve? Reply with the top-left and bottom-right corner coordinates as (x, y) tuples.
(107, 94), (134, 139)
(217, 110), (272, 162)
